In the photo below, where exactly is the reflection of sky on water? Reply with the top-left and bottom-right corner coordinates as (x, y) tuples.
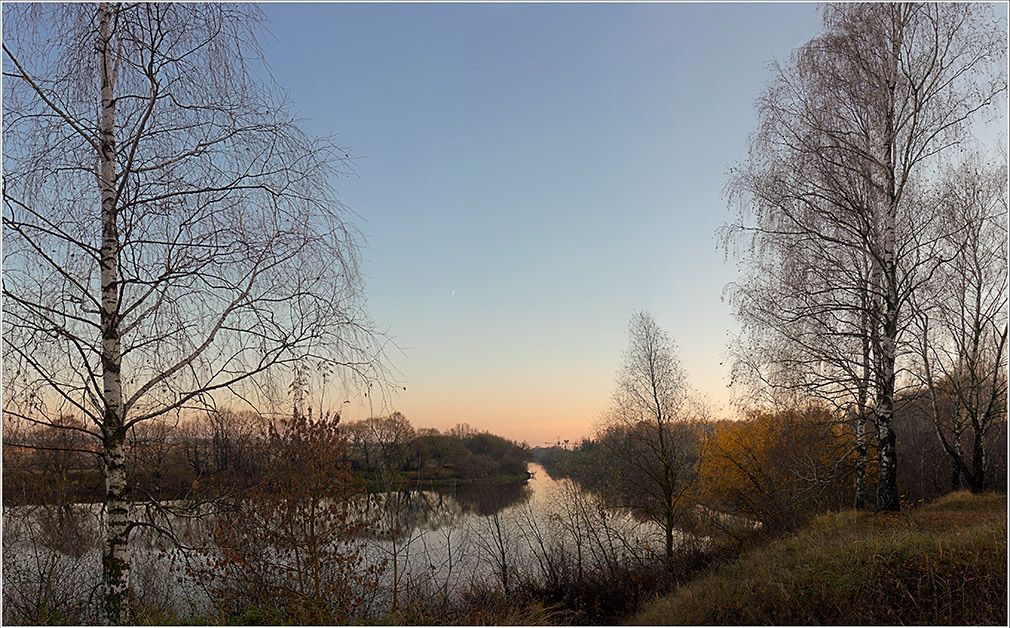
(362, 462), (674, 604)
(367, 462), (576, 537)
(365, 475), (534, 538)
(2, 463), (679, 620)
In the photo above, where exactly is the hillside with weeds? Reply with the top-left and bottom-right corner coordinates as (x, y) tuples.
(632, 492), (1007, 626)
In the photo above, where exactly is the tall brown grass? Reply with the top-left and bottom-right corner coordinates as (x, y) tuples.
(631, 491), (1007, 625)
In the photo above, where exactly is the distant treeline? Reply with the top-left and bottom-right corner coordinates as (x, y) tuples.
(2, 411), (531, 506)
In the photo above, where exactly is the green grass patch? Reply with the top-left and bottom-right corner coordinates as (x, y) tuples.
(631, 491), (1007, 625)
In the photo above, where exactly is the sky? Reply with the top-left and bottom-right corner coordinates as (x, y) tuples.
(256, 2), (826, 446)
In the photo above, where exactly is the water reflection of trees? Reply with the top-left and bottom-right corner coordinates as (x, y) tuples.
(367, 480), (532, 538)
(455, 480), (532, 516)
(3, 464), (675, 624)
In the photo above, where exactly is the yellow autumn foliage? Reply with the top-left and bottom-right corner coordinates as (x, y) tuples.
(694, 407), (871, 533)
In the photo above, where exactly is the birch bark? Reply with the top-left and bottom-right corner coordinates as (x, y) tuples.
(96, 3), (131, 622)
(873, 8), (902, 512)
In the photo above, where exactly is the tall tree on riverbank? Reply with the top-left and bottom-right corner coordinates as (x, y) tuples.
(2, 3), (382, 622)
(725, 3), (1005, 511)
(603, 312), (707, 563)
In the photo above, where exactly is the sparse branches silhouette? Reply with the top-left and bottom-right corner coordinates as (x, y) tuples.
(603, 311), (708, 563)
(723, 2), (1005, 511)
(3, 3), (385, 622)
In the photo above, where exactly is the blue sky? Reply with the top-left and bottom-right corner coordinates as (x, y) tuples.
(257, 2), (825, 445)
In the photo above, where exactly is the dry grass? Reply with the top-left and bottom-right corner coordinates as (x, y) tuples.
(631, 491), (1007, 625)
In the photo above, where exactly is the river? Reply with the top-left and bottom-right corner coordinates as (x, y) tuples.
(3, 462), (672, 622)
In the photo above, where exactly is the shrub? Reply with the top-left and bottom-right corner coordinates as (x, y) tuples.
(188, 413), (384, 624)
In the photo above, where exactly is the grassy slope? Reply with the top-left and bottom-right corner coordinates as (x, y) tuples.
(631, 492), (1007, 625)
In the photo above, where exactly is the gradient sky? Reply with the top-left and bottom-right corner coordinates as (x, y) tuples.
(257, 2), (826, 446)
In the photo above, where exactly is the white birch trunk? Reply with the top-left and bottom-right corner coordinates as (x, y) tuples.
(97, 3), (131, 623)
(876, 196), (899, 510)
(953, 428), (964, 490)
(874, 8), (901, 511)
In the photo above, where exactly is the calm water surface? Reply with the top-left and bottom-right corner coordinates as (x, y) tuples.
(3, 462), (671, 620)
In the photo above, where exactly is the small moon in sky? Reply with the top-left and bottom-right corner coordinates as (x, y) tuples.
(451, 289), (455, 296)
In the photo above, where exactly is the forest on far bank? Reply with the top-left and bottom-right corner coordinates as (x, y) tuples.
(3, 412), (531, 507)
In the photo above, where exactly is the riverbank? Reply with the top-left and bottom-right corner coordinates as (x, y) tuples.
(630, 491), (1007, 625)
(10, 467), (1001, 626)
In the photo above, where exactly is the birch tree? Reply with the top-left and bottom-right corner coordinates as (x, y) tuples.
(2, 3), (382, 623)
(726, 3), (1005, 511)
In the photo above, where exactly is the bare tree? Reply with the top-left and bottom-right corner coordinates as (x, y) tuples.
(603, 311), (706, 563)
(3, 3), (383, 622)
(725, 3), (1005, 510)
(911, 156), (1008, 493)
(344, 412), (416, 483)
